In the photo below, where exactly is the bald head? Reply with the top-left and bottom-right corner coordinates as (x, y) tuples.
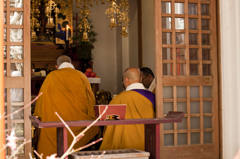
(56, 55), (71, 66)
(123, 67), (141, 89)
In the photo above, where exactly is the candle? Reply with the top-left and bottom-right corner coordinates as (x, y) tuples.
(66, 25), (68, 40)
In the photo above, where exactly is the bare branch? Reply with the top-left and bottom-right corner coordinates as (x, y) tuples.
(55, 112), (75, 138)
(34, 150), (43, 159)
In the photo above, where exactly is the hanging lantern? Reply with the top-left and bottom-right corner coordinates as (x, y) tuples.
(82, 31), (89, 42)
(31, 31), (37, 41)
(109, 17), (117, 30)
(45, 17), (55, 28)
(121, 26), (128, 37)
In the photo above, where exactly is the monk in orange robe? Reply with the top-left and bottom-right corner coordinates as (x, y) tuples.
(34, 55), (99, 158)
(100, 67), (155, 151)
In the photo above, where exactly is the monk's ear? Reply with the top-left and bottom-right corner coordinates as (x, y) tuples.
(55, 65), (59, 69)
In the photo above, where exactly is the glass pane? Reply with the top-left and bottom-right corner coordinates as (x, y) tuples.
(4, 46), (6, 59)
(10, 46), (23, 59)
(162, 48), (172, 60)
(4, 28), (6, 42)
(11, 123), (24, 137)
(162, 2), (171, 14)
(4, 88), (7, 102)
(162, 32), (172, 44)
(177, 102), (186, 113)
(176, 48), (185, 60)
(10, 63), (23, 77)
(201, 4), (209, 15)
(4, 0), (6, 7)
(191, 117), (200, 129)
(10, 12), (23, 25)
(16, 140), (25, 154)
(204, 132), (212, 143)
(189, 33), (198, 45)
(10, 29), (23, 42)
(188, 3), (197, 15)
(177, 117), (187, 129)
(189, 48), (198, 60)
(163, 102), (173, 114)
(203, 86), (211, 98)
(203, 64), (211, 75)
(190, 64), (198, 75)
(164, 134), (174, 146)
(190, 86), (199, 98)
(163, 87), (173, 99)
(164, 123), (174, 130)
(10, 88), (23, 102)
(204, 116), (212, 128)
(202, 34), (210, 45)
(177, 64), (186, 76)
(190, 102), (199, 114)
(163, 63), (173, 75)
(175, 18), (184, 30)
(203, 101), (212, 113)
(202, 49), (210, 60)
(178, 133), (187, 145)
(4, 63), (6, 77)
(177, 86), (186, 98)
(176, 33), (185, 44)
(175, 3), (184, 14)
(162, 17), (171, 29)
(202, 19), (210, 30)
(4, 12), (6, 24)
(191, 132), (200, 144)
(4, 107), (7, 120)
(11, 106), (24, 119)
(189, 18), (198, 30)
(10, 0), (23, 8)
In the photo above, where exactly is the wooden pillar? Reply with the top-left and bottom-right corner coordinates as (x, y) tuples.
(57, 127), (68, 158)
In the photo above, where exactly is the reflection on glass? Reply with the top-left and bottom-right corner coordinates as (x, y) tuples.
(16, 140), (25, 154)
(177, 87), (186, 98)
(177, 117), (187, 129)
(202, 19), (210, 30)
(4, 0), (6, 7)
(4, 89), (7, 102)
(162, 48), (172, 60)
(164, 123), (173, 130)
(191, 117), (200, 129)
(202, 34), (210, 45)
(189, 48), (198, 60)
(189, 18), (198, 30)
(10, 29), (23, 42)
(4, 63), (6, 77)
(178, 133), (187, 145)
(190, 102), (199, 114)
(10, 88), (23, 102)
(203, 101), (212, 113)
(162, 2), (171, 14)
(4, 28), (6, 42)
(178, 102), (187, 113)
(201, 4), (209, 15)
(11, 106), (24, 119)
(163, 102), (173, 114)
(175, 3), (184, 14)
(11, 123), (24, 137)
(177, 64), (186, 76)
(204, 116), (212, 128)
(10, 12), (23, 25)
(191, 132), (200, 144)
(203, 64), (211, 75)
(162, 32), (172, 44)
(10, 63), (23, 77)
(190, 86), (199, 98)
(162, 17), (171, 29)
(188, 3), (197, 15)
(203, 86), (212, 98)
(189, 33), (198, 45)
(190, 64), (198, 75)
(163, 86), (173, 99)
(10, 0), (23, 8)
(204, 132), (212, 143)
(10, 46), (23, 59)
(176, 33), (185, 44)
(175, 18), (184, 30)
(163, 63), (173, 75)
(4, 46), (6, 59)
(202, 49), (210, 60)
(4, 12), (6, 24)
(176, 48), (185, 60)
(164, 134), (174, 146)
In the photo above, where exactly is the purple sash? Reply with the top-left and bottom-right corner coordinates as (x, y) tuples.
(131, 89), (155, 108)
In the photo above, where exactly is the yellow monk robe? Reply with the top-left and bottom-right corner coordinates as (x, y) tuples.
(34, 68), (99, 158)
(100, 91), (155, 151)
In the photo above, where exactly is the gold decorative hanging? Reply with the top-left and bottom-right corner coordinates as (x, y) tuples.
(105, 0), (121, 30)
(30, 0), (41, 41)
(118, 0), (130, 37)
(45, 0), (59, 28)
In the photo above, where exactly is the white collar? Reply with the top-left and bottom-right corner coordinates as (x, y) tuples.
(148, 78), (155, 92)
(126, 83), (146, 91)
(58, 62), (75, 69)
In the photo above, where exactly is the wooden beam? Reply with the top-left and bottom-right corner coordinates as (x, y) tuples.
(137, 0), (143, 68)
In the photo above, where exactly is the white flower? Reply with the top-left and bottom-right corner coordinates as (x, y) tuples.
(6, 130), (18, 151)
(46, 154), (59, 159)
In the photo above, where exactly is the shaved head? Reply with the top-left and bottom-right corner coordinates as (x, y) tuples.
(123, 67), (141, 89)
(57, 55), (71, 66)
